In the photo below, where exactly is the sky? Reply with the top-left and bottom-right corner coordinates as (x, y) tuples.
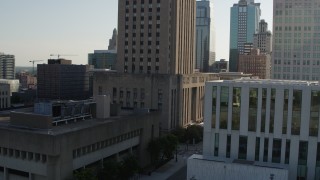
(0, 0), (273, 67)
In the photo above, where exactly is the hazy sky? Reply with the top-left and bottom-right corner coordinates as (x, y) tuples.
(0, 0), (272, 66)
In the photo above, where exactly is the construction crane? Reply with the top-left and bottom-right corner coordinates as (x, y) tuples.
(29, 60), (44, 75)
(50, 54), (77, 59)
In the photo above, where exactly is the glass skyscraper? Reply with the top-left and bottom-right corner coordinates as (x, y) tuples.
(196, 0), (216, 72)
(229, 0), (261, 72)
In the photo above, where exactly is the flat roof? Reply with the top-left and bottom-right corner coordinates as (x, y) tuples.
(189, 154), (289, 170)
(0, 110), (153, 136)
(208, 79), (320, 86)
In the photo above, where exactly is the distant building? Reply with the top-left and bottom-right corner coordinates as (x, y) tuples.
(0, 83), (10, 109)
(17, 72), (37, 90)
(0, 53), (15, 79)
(229, 0), (261, 72)
(108, 28), (117, 51)
(0, 79), (19, 96)
(88, 50), (117, 70)
(253, 20), (272, 54)
(212, 59), (229, 73)
(238, 48), (271, 79)
(37, 59), (90, 100)
(196, 0), (216, 72)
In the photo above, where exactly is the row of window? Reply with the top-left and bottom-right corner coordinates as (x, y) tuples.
(212, 87), (320, 136)
(215, 134), (316, 179)
(0, 147), (47, 163)
(73, 129), (142, 159)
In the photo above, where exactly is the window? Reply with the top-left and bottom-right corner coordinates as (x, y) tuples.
(269, 89), (276, 133)
(283, 89), (289, 134)
(272, 139), (281, 163)
(297, 141), (308, 179)
(226, 135), (231, 158)
(212, 87), (217, 129)
(220, 86), (229, 129)
(255, 137), (260, 161)
(261, 89), (267, 132)
(238, 136), (247, 160)
(232, 87), (241, 130)
(292, 90), (302, 135)
(248, 88), (258, 132)
(310, 91), (320, 136)
(214, 133), (219, 156)
(263, 138), (269, 162)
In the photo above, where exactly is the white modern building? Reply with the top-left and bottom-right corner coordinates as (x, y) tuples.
(199, 79), (320, 180)
(272, 0), (320, 80)
(196, 0), (216, 72)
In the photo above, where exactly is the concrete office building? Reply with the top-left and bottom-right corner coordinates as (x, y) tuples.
(200, 79), (320, 180)
(196, 0), (216, 72)
(0, 97), (159, 180)
(0, 53), (15, 79)
(94, 0), (220, 132)
(88, 50), (117, 70)
(229, 0), (261, 72)
(37, 59), (90, 100)
(253, 20), (272, 54)
(238, 48), (271, 79)
(108, 28), (117, 51)
(272, 0), (320, 80)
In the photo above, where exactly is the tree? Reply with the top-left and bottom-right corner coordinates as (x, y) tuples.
(119, 155), (141, 179)
(160, 134), (178, 160)
(74, 168), (97, 180)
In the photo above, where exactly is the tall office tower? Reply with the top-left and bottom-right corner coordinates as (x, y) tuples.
(272, 0), (320, 80)
(37, 59), (90, 100)
(229, 0), (261, 72)
(196, 0), (216, 72)
(117, 0), (195, 75)
(253, 20), (272, 53)
(108, 28), (117, 51)
(94, 0), (219, 132)
(0, 53), (15, 79)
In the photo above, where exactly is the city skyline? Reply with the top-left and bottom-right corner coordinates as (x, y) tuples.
(0, 0), (272, 67)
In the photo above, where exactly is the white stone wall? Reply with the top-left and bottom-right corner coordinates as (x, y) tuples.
(203, 80), (320, 180)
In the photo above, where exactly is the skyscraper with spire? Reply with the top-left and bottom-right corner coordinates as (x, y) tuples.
(229, 0), (261, 72)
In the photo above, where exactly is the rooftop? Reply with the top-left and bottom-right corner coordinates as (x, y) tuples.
(209, 79), (320, 86)
(0, 109), (154, 136)
(189, 154), (288, 170)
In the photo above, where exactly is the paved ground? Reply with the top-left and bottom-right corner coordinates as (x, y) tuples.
(139, 142), (203, 180)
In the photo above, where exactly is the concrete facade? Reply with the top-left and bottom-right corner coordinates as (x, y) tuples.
(203, 79), (320, 180)
(93, 72), (218, 131)
(117, 0), (196, 75)
(272, 0), (320, 80)
(188, 155), (288, 180)
(0, 110), (159, 180)
(238, 48), (271, 79)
